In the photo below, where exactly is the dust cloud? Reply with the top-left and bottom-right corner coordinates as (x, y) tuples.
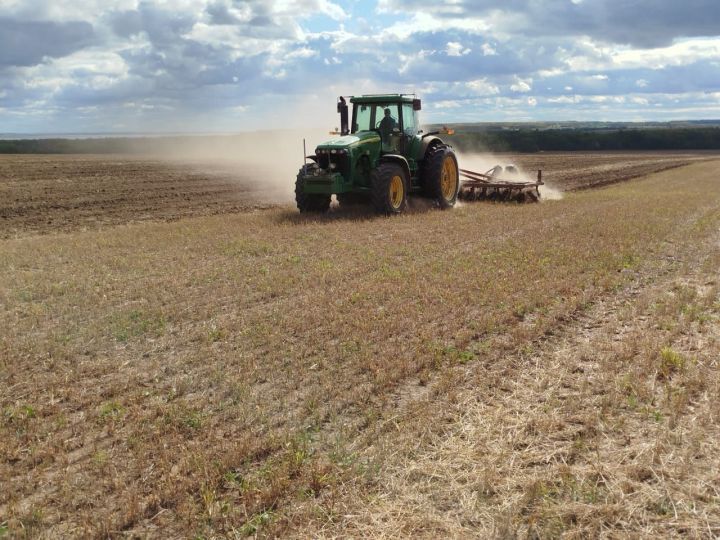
(153, 129), (333, 203)
(538, 184), (564, 201)
(144, 139), (564, 206)
(146, 93), (341, 203)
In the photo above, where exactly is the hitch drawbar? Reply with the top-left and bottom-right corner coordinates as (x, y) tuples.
(458, 166), (544, 203)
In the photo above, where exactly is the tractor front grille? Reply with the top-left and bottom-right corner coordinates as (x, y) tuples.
(317, 152), (350, 179)
(306, 176), (333, 185)
(328, 154), (350, 179)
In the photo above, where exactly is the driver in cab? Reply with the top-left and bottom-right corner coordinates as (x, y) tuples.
(378, 108), (397, 145)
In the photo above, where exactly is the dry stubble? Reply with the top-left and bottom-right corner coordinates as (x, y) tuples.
(1, 160), (719, 538)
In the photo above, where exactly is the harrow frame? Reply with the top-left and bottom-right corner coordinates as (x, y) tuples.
(458, 168), (544, 202)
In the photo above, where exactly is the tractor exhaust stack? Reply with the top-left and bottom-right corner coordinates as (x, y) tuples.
(337, 97), (349, 136)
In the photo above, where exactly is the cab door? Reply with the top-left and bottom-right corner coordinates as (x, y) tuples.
(400, 102), (422, 168)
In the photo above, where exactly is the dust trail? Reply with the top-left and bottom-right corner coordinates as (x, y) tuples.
(407, 196), (437, 213)
(148, 129), (333, 204)
(142, 93), (340, 204)
(456, 151), (564, 201)
(539, 184), (563, 200)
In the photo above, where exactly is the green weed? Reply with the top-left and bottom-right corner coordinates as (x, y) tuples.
(99, 401), (124, 421)
(659, 346), (686, 378)
(111, 309), (166, 342)
(239, 510), (272, 536)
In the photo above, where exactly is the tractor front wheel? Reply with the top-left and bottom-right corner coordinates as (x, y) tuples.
(424, 146), (459, 209)
(371, 162), (408, 215)
(295, 165), (331, 213)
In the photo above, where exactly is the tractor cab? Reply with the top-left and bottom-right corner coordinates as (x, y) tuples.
(349, 95), (422, 156)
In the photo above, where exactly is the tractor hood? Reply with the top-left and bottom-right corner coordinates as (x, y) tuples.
(317, 131), (380, 150)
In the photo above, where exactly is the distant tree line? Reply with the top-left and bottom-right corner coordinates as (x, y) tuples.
(2, 127), (720, 154)
(450, 127), (720, 153)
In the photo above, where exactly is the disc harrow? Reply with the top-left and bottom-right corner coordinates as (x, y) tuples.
(458, 165), (543, 203)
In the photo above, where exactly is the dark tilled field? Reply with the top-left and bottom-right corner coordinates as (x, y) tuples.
(0, 155), (286, 238)
(504, 151), (716, 190)
(0, 152), (716, 238)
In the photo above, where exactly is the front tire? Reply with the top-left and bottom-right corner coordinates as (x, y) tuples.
(371, 162), (408, 215)
(295, 165), (331, 213)
(423, 146), (459, 209)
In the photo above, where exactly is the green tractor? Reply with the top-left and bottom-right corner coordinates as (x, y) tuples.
(295, 94), (459, 214)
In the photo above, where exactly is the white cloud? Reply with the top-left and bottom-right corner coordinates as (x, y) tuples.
(510, 77), (532, 92)
(382, 11), (491, 39)
(466, 79), (500, 95)
(587, 95), (626, 103)
(481, 43), (497, 56)
(286, 47), (318, 59)
(446, 41), (471, 57)
(433, 100), (462, 109)
(548, 95), (581, 104)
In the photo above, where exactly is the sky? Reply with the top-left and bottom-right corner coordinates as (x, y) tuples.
(1, 0), (720, 133)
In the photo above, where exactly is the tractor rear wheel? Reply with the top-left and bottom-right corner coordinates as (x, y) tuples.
(295, 165), (331, 213)
(371, 162), (408, 215)
(424, 146), (459, 209)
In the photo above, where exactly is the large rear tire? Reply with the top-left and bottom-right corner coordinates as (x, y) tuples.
(295, 165), (331, 213)
(371, 162), (408, 215)
(423, 146), (459, 209)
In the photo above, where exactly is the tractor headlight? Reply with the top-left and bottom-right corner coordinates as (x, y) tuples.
(329, 163), (336, 170)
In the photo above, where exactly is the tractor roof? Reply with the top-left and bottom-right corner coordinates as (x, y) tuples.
(349, 94), (416, 104)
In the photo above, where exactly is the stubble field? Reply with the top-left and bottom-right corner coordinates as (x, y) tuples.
(1, 153), (719, 538)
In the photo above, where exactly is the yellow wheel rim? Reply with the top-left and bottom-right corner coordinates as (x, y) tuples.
(440, 156), (458, 200)
(389, 174), (404, 209)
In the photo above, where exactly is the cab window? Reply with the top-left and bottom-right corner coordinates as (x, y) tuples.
(354, 104), (372, 132)
(402, 103), (418, 136)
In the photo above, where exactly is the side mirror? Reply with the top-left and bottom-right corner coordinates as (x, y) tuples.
(413, 99), (422, 111)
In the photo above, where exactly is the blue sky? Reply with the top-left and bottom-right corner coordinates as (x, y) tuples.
(1, 0), (719, 133)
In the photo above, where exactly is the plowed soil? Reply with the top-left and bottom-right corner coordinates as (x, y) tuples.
(0, 155), (285, 238)
(507, 151), (716, 191)
(0, 152), (716, 238)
